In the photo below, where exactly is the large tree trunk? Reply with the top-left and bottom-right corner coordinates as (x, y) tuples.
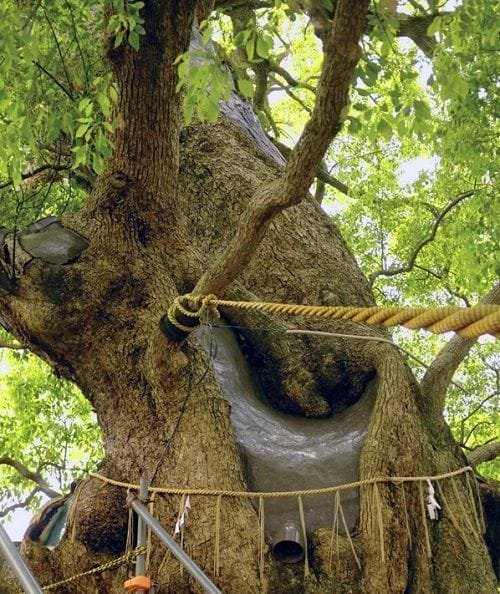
(0, 115), (495, 593)
(0, 2), (496, 592)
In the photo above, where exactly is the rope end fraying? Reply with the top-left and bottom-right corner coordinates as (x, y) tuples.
(159, 294), (220, 342)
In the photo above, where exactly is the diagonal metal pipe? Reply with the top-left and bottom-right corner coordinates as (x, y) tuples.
(126, 494), (222, 594)
(0, 522), (43, 594)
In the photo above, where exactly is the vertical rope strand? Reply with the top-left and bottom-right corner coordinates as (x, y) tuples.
(178, 494), (186, 578)
(436, 482), (470, 547)
(338, 494), (361, 570)
(418, 482), (432, 558)
(450, 477), (479, 540)
(298, 496), (309, 577)
(328, 492), (340, 570)
(470, 471), (486, 532)
(465, 472), (483, 535)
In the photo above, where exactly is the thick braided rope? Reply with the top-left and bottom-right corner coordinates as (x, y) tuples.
(90, 467), (473, 498)
(41, 546), (147, 591)
(184, 296), (499, 338)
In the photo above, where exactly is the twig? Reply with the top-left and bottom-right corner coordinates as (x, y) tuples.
(413, 264), (471, 306)
(461, 392), (499, 427)
(271, 77), (312, 114)
(268, 63), (316, 92)
(369, 190), (474, 285)
(463, 422), (493, 448)
(0, 487), (42, 518)
(41, 4), (74, 98)
(32, 61), (74, 102)
(0, 163), (71, 190)
(0, 456), (61, 498)
(64, 0), (90, 88)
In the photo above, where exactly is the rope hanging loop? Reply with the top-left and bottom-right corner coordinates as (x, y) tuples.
(159, 294), (220, 341)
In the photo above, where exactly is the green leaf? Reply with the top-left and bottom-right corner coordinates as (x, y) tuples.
(238, 79), (254, 99)
(245, 38), (255, 61)
(427, 17), (441, 36)
(75, 123), (90, 138)
(114, 31), (124, 49)
(377, 119), (393, 141)
(92, 152), (104, 174)
(128, 30), (140, 51)
(256, 36), (270, 59)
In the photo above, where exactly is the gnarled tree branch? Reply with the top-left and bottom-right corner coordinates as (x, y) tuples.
(193, 0), (369, 296)
(369, 190), (474, 286)
(468, 441), (500, 467)
(0, 457), (61, 499)
(420, 282), (500, 422)
(0, 487), (43, 518)
(0, 164), (71, 191)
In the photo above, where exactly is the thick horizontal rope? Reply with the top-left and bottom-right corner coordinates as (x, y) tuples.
(90, 466), (473, 499)
(42, 546), (147, 591)
(181, 296), (499, 339)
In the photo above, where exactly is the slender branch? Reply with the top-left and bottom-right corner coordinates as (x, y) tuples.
(41, 4), (74, 99)
(413, 264), (471, 306)
(461, 392), (499, 427)
(192, 0), (369, 297)
(64, 0), (90, 88)
(463, 422), (493, 448)
(270, 77), (312, 114)
(0, 487), (42, 518)
(420, 282), (500, 424)
(32, 61), (75, 101)
(0, 163), (71, 190)
(0, 456), (61, 498)
(369, 190), (474, 285)
(467, 440), (500, 466)
(268, 63), (316, 93)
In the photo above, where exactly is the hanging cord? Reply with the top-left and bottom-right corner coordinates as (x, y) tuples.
(42, 546), (147, 591)
(150, 324), (217, 486)
(91, 466), (475, 498)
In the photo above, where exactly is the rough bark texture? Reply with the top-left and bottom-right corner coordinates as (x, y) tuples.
(0, 1), (497, 593)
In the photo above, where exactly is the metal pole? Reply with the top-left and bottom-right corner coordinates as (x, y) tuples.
(127, 495), (222, 594)
(135, 477), (149, 594)
(0, 523), (44, 594)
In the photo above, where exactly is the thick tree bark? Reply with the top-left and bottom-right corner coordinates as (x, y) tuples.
(0, 2), (497, 594)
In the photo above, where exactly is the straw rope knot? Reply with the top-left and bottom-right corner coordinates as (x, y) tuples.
(159, 294), (219, 341)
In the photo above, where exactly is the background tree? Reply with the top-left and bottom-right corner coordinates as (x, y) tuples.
(0, 0), (498, 592)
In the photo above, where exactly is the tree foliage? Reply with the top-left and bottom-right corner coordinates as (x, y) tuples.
(0, 0), (497, 536)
